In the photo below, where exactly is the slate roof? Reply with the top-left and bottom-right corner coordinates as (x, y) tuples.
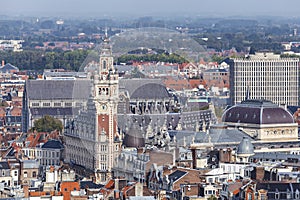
(118, 110), (213, 135)
(131, 83), (170, 99)
(5, 116), (22, 123)
(168, 170), (187, 183)
(80, 181), (104, 189)
(237, 137), (254, 155)
(43, 71), (87, 79)
(26, 80), (91, 100)
(0, 63), (19, 73)
(30, 107), (79, 116)
(123, 120), (145, 148)
(42, 140), (64, 149)
(204, 68), (227, 73)
(0, 161), (10, 169)
(115, 65), (134, 73)
(222, 99), (294, 125)
(119, 79), (163, 97)
(256, 182), (300, 199)
(251, 152), (300, 161)
(22, 160), (39, 169)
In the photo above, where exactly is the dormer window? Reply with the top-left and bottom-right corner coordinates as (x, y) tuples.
(275, 189), (280, 199)
(295, 189), (300, 199)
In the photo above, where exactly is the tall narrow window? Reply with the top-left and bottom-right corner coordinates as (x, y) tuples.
(103, 60), (107, 69)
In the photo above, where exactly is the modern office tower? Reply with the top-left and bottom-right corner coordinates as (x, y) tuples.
(229, 52), (299, 106)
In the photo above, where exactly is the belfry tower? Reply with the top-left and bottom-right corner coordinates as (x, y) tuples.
(93, 33), (121, 183)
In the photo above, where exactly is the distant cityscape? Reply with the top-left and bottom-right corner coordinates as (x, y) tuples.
(0, 13), (300, 200)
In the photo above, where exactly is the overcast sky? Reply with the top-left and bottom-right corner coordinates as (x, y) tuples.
(2, 0), (300, 18)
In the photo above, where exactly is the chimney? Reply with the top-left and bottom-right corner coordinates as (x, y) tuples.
(255, 166), (265, 182)
(1, 60), (4, 66)
(115, 179), (119, 191)
(135, 182), (143, 196)
(23, 184), (29, 198)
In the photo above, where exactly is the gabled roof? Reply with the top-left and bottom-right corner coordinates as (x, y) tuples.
(0, 63), (19, 73)
(26, 79), (91, 100)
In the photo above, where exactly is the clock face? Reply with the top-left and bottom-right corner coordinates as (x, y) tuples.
(101, 103), (107, 111)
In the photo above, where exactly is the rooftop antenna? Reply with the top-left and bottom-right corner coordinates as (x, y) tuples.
(245, 84), (251, 101)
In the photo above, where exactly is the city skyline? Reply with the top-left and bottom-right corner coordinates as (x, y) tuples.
(2, 0), (300, 18)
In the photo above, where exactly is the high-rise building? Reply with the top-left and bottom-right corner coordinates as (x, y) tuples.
(64, 35), (121, 183)
(229, 52), (299, 106)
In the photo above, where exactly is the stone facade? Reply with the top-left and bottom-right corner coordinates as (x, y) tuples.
(64, 35), (121, 184)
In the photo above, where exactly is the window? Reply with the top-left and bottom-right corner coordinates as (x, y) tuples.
(24, 171), (27, 177)
(54, 102), (61, 107)
(43, 102), (51, 107)
(31, 102), (40, 107)
(287, 189), (292, 199)
(32, 171), (36, 178)
(103, 60), (107, 69)
(101, 145), (107, 152)
(101, 163), (107, 170)
(275, 191), (280, 199)
(100, 155), (106, 161)
(14, 171), (17, 176)
(295, 189), (300, 199)
(247, 193), (253, 200)
(65, 102), (72, 107)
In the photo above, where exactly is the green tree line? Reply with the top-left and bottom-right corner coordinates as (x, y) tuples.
(0, 49), (90, 71)
(116, 53), (187, 64)
(0, 50), (188, 72)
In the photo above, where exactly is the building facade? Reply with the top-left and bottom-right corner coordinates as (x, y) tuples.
(64, 35), (121, 183)
(229, 52), (299, 106)
(22, 79), (91, 132)
(222, 99), (298, 141)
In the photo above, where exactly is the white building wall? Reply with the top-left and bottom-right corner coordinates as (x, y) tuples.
(232, 53), (299, 105)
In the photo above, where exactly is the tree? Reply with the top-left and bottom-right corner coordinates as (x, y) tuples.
(33, 115), (63, 133)
(207, 195), (217, 200)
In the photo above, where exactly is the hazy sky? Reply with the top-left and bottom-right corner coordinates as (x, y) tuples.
(2, 0), (300, 18)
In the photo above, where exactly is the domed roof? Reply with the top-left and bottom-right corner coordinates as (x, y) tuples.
(122, 121), (145, 148)
(131, 83), (170, 99)
(237, 137), (254, 156)
(222, 99), (294, 125)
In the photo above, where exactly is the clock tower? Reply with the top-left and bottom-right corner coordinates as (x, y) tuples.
(93, 33), (120, 183)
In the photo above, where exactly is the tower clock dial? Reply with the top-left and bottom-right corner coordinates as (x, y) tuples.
(100, 103), (107, 111)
